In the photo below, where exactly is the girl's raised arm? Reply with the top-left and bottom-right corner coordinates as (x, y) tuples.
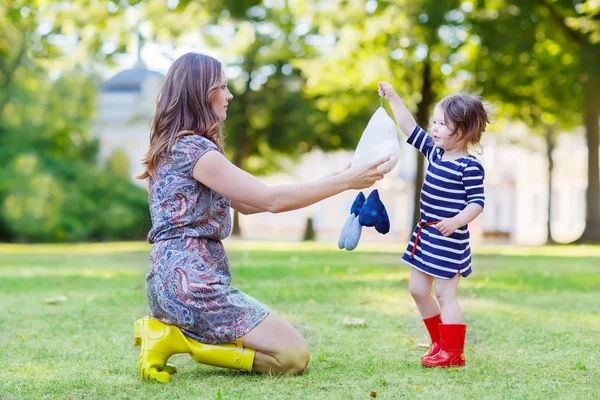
(378, 82), (417, 137)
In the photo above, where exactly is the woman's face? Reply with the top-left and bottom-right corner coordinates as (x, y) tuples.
(211, 70), (233, 121)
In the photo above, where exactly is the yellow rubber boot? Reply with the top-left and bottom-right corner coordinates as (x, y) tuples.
(134, 317), (188, 383)
(134, 317), (255, 382)
(186, 338), (255, 372)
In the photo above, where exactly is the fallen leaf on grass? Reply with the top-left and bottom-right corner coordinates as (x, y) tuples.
(41, 295), (68, 305)
(406, 337), (430, 348)
(412, 386), (424, 391)
(342, 317), (365, 327)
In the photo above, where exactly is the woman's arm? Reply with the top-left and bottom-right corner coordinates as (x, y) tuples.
(231, 162), (352, 215)
(231, 201), (266, 215)
(193, 151), (390, 214)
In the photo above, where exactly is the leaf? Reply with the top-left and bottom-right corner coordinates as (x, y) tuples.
(41, 295), (68, 305)
(342, 317), (365, 327)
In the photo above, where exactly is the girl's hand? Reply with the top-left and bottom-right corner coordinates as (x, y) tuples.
(434, 218), (462, 236)
(343, 157), (391, 190)
(378, 82), (399, 100)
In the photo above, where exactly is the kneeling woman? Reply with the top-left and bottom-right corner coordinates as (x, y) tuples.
(134, 52), (391, 382)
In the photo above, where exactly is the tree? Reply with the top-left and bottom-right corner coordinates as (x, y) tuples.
(293, 0), (474, 229)
(0, 1), (166, 241)
(540, 0), (600, 243)
(185, 1), (374, 236)
(468, 0), (600, 243)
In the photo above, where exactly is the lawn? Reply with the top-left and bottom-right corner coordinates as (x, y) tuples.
(0, 241), (598, 399)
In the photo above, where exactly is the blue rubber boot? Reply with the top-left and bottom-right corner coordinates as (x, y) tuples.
(338, 192), (366, 250)
(358, 190), (390, 234)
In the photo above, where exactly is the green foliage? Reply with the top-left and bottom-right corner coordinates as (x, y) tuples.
(467, 1), (584, 130)
(199, 1), (365, 173)
(0, 2), (150, 242)
(0, 151), (149, 242)
(105, 149), (132, 179)
(1, 0), (597, 242)
(294, 0), (468, 119)
(467, 0), (600, 242)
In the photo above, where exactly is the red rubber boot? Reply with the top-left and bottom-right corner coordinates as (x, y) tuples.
(421, 314), (442, 360)
(421, 324), (466, 367)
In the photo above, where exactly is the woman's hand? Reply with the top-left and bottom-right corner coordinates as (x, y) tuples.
(378, 82), (399, 100)
(342, 157), (391, 190)
(319, 162), (352, 180)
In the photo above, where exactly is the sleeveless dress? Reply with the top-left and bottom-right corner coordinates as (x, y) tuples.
(401, 126), (486, 279)
(145, 134), (269, 344)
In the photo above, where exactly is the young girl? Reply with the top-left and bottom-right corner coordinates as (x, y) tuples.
(132, 52), (391, 383)
(378, 82), (489, 368)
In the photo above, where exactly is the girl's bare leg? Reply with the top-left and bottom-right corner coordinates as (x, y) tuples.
(433, 273), (462, 323)
(408, 268), (440, 318)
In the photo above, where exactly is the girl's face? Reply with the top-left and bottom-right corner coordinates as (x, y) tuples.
(211, 70), (233, 121)
(430, 105), (466, 151)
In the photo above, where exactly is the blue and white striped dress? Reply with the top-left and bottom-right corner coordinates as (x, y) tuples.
(402, 126), (485, 279)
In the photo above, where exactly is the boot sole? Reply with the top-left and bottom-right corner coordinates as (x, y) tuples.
(133, 318), (143, 347)
(421, 360), (465, 368)
(134, 317), (177, 382)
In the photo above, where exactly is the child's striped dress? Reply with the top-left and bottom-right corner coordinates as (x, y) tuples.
(401, 126), (485, 279)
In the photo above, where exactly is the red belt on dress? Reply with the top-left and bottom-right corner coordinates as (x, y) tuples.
(410, 220), (441, 259)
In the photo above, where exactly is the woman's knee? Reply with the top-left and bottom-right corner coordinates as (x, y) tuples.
(274, 341), (310, 375)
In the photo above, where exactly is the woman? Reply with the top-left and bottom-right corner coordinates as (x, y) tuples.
(134, 52), (391, 382)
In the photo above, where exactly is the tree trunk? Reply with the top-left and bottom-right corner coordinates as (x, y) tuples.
(230, 111), (251, 238)
(231, 210), (242, 237)
(302, 217), (316, 241)
(575, 47), (600, 243)
(545, 125), (555, 244)
(230, 53), (256, 238)
(412, 61), (434, 229)
(230, 142), (249, 237)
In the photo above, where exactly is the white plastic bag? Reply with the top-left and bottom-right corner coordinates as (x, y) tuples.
(352, 107), (400, 172)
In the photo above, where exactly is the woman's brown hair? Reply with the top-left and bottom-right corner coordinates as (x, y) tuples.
(137, 53), (224, 179)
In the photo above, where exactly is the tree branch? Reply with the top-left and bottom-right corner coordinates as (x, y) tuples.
(535, 0), (585, 44)
(0, 31), (27, 117)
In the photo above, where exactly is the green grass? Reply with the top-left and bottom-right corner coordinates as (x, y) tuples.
(1, 241), (599, 399)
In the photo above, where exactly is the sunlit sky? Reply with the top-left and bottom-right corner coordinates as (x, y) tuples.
(107, 38), (216, 77)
